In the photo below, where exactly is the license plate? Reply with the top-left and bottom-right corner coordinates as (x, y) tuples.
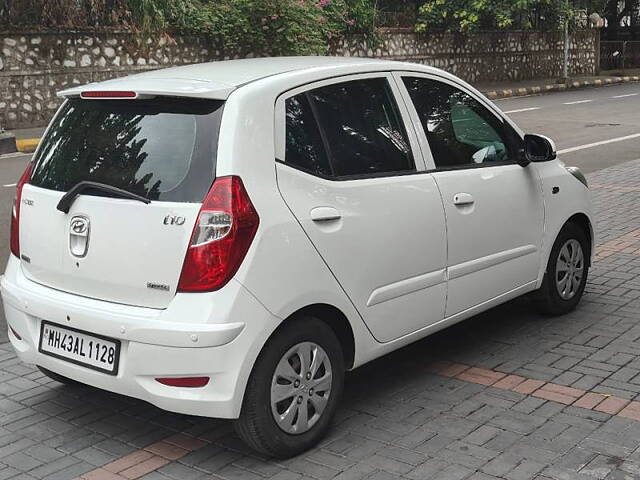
(38, 321), (121, 375)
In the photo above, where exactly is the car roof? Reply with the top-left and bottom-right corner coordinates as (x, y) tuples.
(58, 56), (442, 100)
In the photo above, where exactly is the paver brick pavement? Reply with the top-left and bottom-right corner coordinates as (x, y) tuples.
(4, 160), (640, 479)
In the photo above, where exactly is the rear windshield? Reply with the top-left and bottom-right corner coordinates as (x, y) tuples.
(30, 97), (224, 203)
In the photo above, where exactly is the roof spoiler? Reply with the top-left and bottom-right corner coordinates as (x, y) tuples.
(59, 77), (235, 101)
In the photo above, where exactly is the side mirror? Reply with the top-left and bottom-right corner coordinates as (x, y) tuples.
(523, 134), (557, 163)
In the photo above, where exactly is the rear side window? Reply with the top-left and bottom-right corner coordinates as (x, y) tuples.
(284, 78), (414, 178)
(30, 98), (224, 203)
(285, 94), (332, 177)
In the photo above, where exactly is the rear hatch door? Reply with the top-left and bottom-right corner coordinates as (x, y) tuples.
(20, 96), (224, 309)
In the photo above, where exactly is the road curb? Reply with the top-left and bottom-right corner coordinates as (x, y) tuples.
(0, 132), (17, 155)
(483, 75), (640, 100)
(16, 138), (39, 153)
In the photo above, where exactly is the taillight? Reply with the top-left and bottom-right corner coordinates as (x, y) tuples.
(177, 176), (259, 292)
(10, 163), (34, 258)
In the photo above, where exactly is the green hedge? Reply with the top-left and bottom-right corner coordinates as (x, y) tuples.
(164, 0), (378, 55)
(0, 0), (378, 56)
(416, 0), (585, 34)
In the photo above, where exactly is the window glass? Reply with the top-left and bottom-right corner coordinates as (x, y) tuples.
(307, 78), (414, 177)
(285, 94), (332, 177)
(30, 98), (224, 202)
(403, 77), (517, 169)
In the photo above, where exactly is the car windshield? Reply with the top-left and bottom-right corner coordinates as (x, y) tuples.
(30, 97), (224, 203)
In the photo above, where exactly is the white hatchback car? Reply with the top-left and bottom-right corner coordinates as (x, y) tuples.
(3, 57), (593, 457)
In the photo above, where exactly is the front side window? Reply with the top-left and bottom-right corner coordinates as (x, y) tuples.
(284, 78), (414, 178)
(403, 77), (519, 169)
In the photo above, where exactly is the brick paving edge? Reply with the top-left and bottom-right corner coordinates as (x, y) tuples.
(74, 356), (640, 480)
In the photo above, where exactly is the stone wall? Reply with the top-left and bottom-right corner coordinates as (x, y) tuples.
(0, 31), (219, 129)
(0, 29), (598, 130)
(333, 30), (599, 83)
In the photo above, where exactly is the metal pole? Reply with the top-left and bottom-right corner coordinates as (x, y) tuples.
(563, 0), (570, 82)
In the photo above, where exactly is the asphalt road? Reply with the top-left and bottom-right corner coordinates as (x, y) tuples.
(496, 81), (640, 173)
(0, 81), (638, 279)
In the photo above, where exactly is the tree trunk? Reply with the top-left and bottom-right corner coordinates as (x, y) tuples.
(605, 0), (620, 40)
(631, 0), (640, 39)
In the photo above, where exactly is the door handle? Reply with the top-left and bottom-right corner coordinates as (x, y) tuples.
(453, 193), (475, 206)
(310, 207), (342, 222)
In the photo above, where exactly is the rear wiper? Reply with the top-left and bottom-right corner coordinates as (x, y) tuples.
(56, 181), (151, 213)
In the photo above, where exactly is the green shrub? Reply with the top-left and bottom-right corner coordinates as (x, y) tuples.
(203, 0), (336, 56)
(0, 0), (130, 28)
(1, 0), (379, 56)
(166, 0), (379, 56)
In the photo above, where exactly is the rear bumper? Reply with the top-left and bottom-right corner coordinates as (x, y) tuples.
(1, 256), (279, 419)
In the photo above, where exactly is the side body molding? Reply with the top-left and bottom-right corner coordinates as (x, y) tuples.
(366, 269), (447, 307)
(448, 245), (538, 280)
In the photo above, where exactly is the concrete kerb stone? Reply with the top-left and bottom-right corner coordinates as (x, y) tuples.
(0, 132), (17, 155)
(483, 75), (640, 100)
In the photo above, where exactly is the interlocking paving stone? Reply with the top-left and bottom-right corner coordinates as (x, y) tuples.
(3, 160), (640, 479)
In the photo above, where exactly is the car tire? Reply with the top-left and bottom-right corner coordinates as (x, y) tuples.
(534, 222), (590, 316)
(38, 366), (80, 386)
(234, 316), (345, 458)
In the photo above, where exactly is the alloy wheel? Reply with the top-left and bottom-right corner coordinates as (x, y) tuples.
(555, 238), (585, 301)
(270, 342), (332, 435)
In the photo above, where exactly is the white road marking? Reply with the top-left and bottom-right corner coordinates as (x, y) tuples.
(502, 107), (541, 114)
(612, 93), (639, 98)
(3, 183), (16, 188)
(558, 133), (640, 155)
(0, 152), (31, 160)
(563, 99), (593, 105)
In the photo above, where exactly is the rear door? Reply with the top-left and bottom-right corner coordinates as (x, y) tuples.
(20, 96), (224, 309)
(396, 73), (544, 316)
(275, 74), (448, 343)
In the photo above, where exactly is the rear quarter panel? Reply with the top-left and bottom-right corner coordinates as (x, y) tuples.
(214, 73), (380, 368)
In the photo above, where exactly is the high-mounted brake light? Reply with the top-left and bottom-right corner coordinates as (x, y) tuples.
(80, 91), (137, 99)
(10, 163), (34, 258)
(178, 176), (259, 292)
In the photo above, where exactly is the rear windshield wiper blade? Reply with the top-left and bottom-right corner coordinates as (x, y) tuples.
(56, 181), (151, 213)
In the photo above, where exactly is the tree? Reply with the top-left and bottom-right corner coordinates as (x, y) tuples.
(415, 0), (582, 33)
(0, 0), (130, 27)
(600, 0), (640, 38)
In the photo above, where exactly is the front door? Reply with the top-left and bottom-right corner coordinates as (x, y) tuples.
(275, 74), (448, 343)
(397, 74), (544, 316)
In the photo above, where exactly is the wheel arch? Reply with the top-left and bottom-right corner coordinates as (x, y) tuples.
(565, 212), (594, 265)
(270, 303), (356, 370)
(538, 210), (594, 289)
